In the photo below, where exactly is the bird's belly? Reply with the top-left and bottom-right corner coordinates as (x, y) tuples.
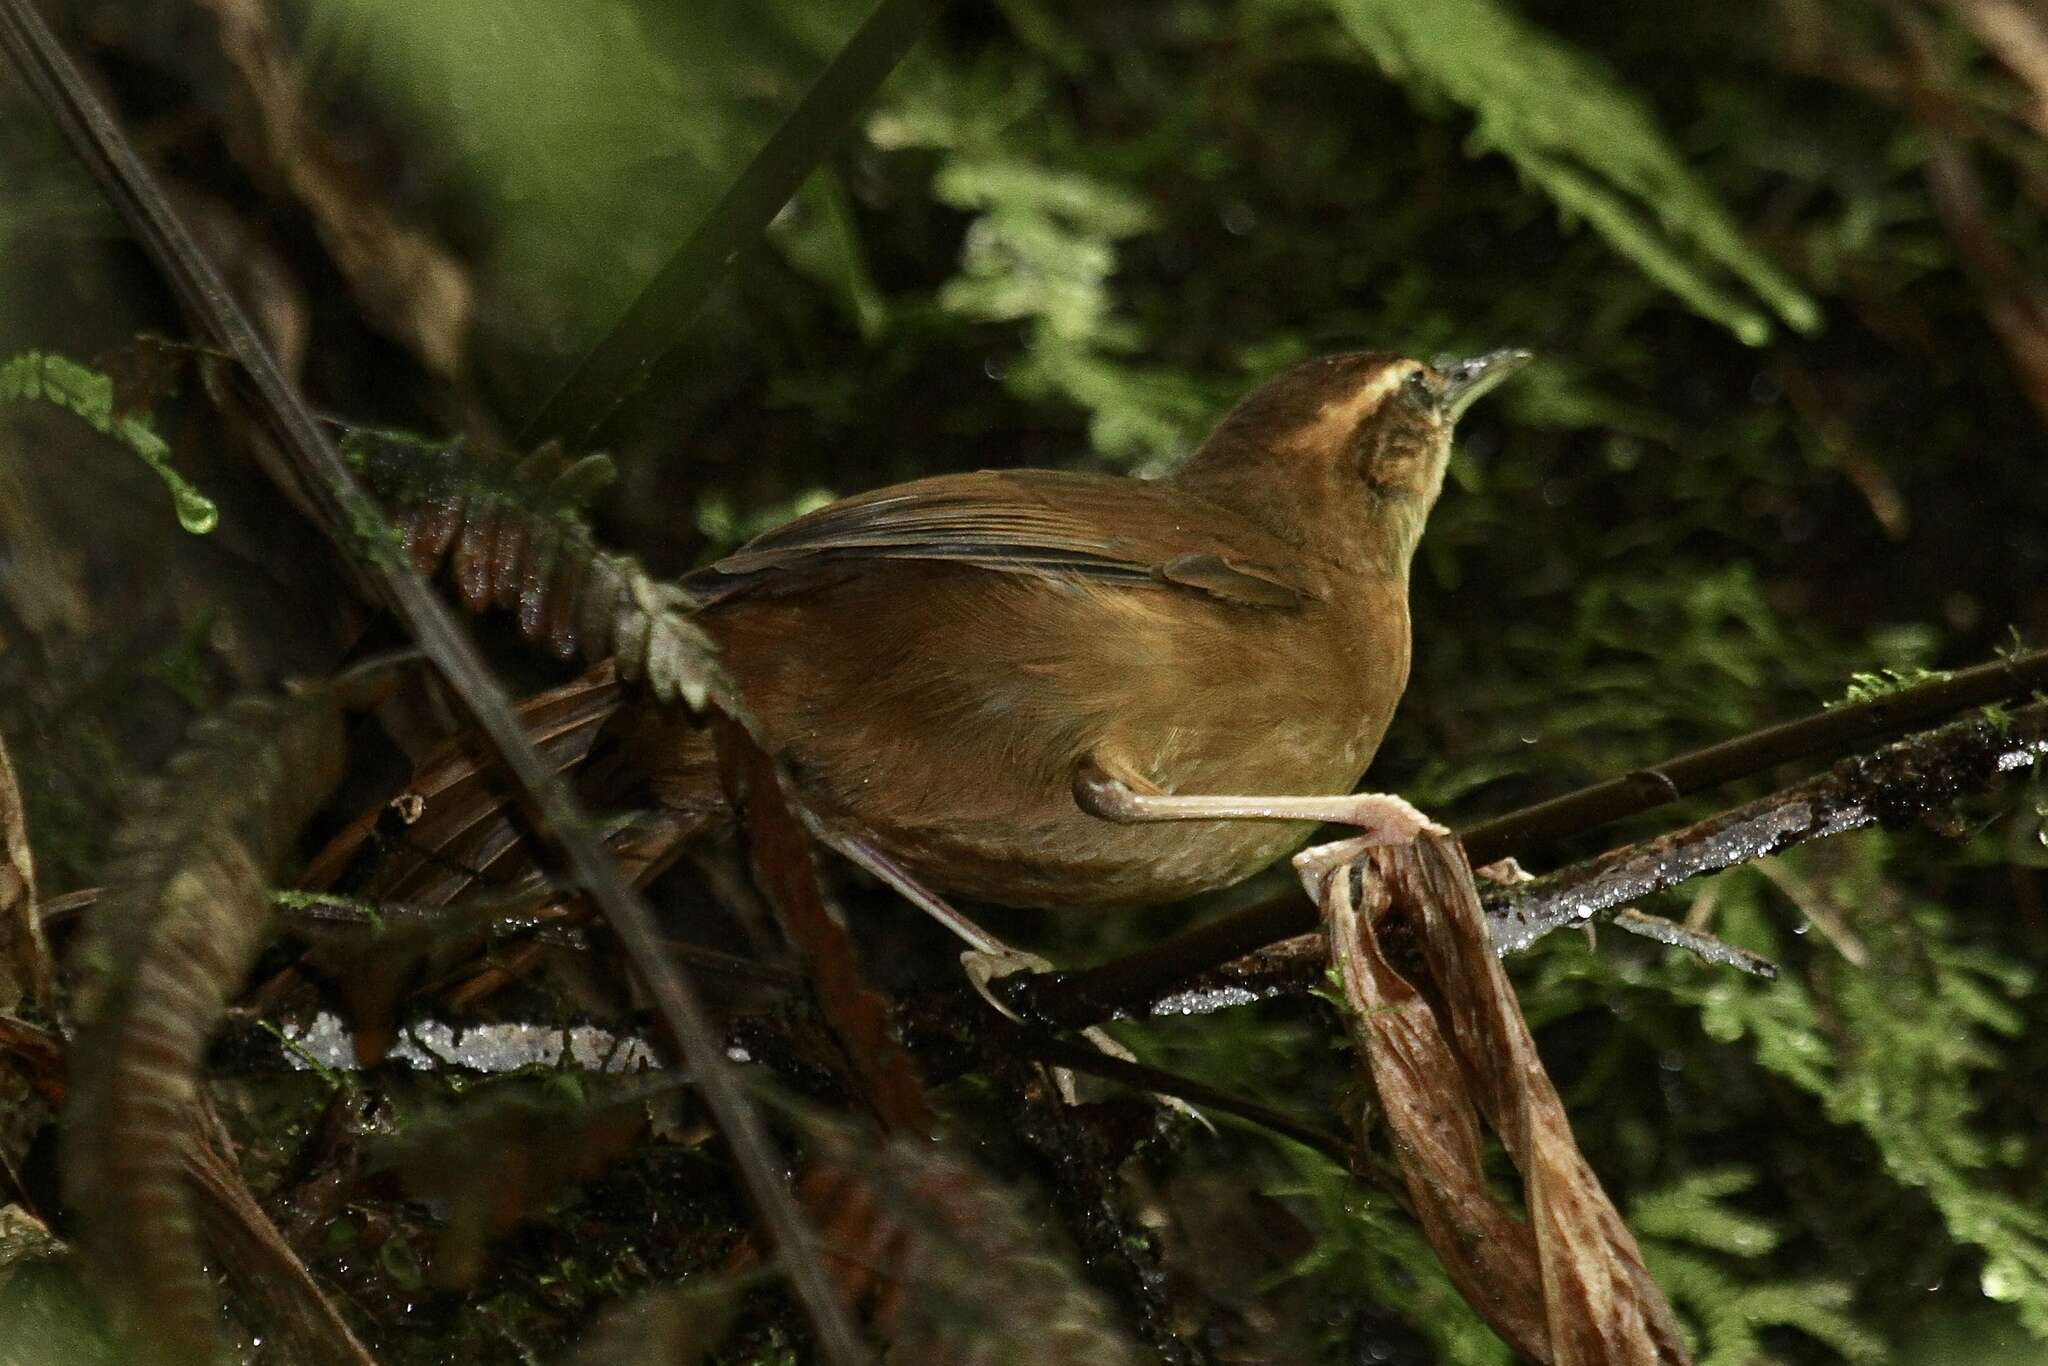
(806, 710), (1372, 909)
(838, 787), (1326, 909)
(707, 564), (1405, 910)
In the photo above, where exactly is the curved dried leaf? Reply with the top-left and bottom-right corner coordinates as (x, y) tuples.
(1319, 837), (1691, 1365)
(64, 690), (348, 1365)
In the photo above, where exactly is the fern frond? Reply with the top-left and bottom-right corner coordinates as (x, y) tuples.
(1323, 0), (1822, 343)
(0, 350), (217, 533)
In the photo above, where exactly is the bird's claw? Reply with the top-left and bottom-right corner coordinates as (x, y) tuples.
(960, 946), (1055, 1024)
(1291, 792), (1446, 900)
(1475, 855), (1534, 887)
(960, 949), (1210, 1127)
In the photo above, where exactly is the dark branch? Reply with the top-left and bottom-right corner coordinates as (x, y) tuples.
(1460, 648), (2048, 866)
(1485, 701), (2048, 952)
(1010, 702), (2048, 1028)
(0, 10), (865, 1359)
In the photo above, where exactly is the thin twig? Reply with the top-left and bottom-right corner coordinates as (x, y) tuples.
(1609, 909), (1779, 978)
(0, 10), (865, 1359)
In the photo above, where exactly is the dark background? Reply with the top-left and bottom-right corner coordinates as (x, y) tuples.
(2, 0), (2046, 1360)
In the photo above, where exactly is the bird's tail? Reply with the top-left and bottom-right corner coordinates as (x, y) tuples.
(301, 659), (731, 919)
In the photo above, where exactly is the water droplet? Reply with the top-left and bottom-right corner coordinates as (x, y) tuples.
(172, 485), (218, 534)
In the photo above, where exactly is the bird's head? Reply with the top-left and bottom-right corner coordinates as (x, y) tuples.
(1172, 347), (1532, 572)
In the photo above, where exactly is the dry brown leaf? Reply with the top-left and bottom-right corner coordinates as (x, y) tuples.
(715, 718), (935, 1137)
(1318, 837), (1691, 1366)
(801, 1126), (1140, 1366)
(1322, 866), (1550, 1360)
(0, 731), (53, 1015)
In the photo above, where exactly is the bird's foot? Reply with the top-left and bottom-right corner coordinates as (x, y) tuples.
(1475, 855), (1534, 887)
(1324, 791), (1447, 842)
(961, 948), (1208, 1126)
(960, 945), (1056, 1024)
(1290, 793), (1446, 899)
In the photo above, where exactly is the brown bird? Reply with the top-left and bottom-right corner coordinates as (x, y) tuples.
(630, 347), (1530, 927)
(344, 348), (1528, 947)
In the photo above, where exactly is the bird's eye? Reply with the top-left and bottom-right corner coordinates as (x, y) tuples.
(1402, 370), (1437, 409)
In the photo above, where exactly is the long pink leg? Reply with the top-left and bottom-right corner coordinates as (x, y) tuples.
(1075, 766), (1445, 841)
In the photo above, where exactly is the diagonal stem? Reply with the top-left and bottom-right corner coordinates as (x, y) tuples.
(0, 8), (866, 1360)
(521, 0), (946, 445)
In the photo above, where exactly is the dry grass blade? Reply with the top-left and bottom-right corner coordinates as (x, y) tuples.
(64, 690), (348, 1365)
(1319, 837), (1691, 1365)
(0, 732), (52, 1015)
(714, 717), (934, 1137)
(802, 1125), (1140, 1366)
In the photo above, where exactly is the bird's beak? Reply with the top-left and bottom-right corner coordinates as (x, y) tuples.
(1437, 348), (1534, 421)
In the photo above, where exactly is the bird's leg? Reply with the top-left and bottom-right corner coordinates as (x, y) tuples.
(817, 828), (1009, 956)
(817, 828), (1073, 1021)
(1075, 762), (1446, 843)
(1075, 759), (1448, 905)
(820, 828), (1201, 1118)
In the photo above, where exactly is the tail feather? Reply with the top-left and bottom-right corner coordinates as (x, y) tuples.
(303, 661), (646, 908)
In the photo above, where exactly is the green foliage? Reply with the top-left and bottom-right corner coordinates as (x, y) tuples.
(1513, 830), (2048, 1353)
(1634, 1167), (1885, 1363)
(872, 58), (1215, 466)
(0, 351), (216, 534)
(1267, 1145), (1514, 1366)
(1320, 0), (1820, 344)
(1830, 666), (1954, 708)
(1668, 849), (2048, 1336)
(296, 0), (873, 400)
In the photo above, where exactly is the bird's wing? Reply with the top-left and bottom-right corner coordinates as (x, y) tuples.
(683, 469), (1314, 610)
